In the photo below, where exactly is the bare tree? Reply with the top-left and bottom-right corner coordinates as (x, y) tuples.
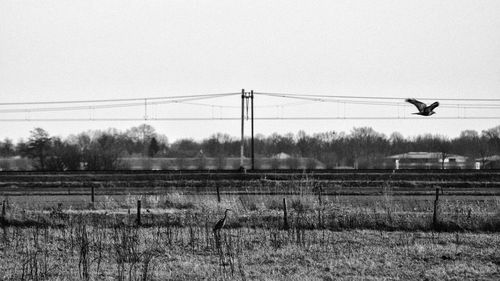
(482, 125), (500, 155)
(25, 128), (52, 170)
(0, 138), (15, 157)
(148, 137), (160, 157)
(82, 132), (126, 170)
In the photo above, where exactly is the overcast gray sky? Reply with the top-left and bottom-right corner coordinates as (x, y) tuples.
(1, 0), (500, 141)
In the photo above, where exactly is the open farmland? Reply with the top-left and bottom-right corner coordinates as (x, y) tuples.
(1, 169), (500, 196)
(1, 170), (499, 280)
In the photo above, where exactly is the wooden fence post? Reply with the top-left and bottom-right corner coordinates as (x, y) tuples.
(137, 200), (141, 226)
(91, 186), (95, 204)
(216, 185), (221, 203)
(317, 185), (322, 228)
(1, 200), (5, 222)
(317, 185), (322, 205)
(283, 198), (288, 230)
(433, 187), (440, 230)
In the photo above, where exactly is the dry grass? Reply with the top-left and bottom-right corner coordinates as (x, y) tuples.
(0, 222), (499, 280)
(1, 184), (499, 280)
(3, 191), (499, 232)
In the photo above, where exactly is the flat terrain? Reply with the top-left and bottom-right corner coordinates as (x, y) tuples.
(1, 226), (499, 280)
(1, 170), (500, 196)
(0, 170), (499, 280)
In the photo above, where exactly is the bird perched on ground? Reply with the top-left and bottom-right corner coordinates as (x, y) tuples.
(213, 209), (230, 232)
(405, 98), (440, 116)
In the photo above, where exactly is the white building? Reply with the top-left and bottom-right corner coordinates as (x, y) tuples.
(387, 152), (469, 169)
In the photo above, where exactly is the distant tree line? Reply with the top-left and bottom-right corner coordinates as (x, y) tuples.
(0, 124), (499, 170)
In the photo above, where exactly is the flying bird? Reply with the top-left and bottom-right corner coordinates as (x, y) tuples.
(405, 98), (439, 116)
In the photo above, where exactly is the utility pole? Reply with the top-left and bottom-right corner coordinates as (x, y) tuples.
(251, 90), (255, 170)
(240, 89), (255, 171)
(240, 89), (245, 170)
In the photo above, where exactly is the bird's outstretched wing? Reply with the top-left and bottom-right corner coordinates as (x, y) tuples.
(405, 98), (426, 112)
(428, 102), (439, 111)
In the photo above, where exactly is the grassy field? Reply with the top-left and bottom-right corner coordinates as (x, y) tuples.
(0, 171), (499, 280)
(1, 170), (500, 196)
(1, 222), (499, 280)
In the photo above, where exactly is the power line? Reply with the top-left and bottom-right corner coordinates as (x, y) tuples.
(0, 94), (336, 113)
(3, 91), (500, 114)
(0, 94), (240, 113)
(2, 116), (500, 122)
(176, 100), (312, 109)
(4, 97), (499, 114)
(0, 92), (239, 106)
(255, 92), (500, 102)
(0, 118), (241, 121)
(255, 92), (500, 108)
(2, 90), (500, 120)
(3, 91), (498, 108)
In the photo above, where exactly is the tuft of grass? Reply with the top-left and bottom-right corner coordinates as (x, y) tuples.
(266, 199), (283, 210)
(238, 196), (260, 211)
(290, 199), (311, 213)
(162, 193), (196, 209)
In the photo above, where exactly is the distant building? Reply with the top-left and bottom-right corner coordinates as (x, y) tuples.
(273, 152), (291, 159)
(119, 155), (326, 170)
(0, 156), (33, 171)
(386, 152), (469, 169)
(475, 155), (500, 169)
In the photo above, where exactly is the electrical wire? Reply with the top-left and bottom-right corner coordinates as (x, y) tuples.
(0, 94), (240, 113)
(0, 92), (239, 106)
(0, 94), (351, 113)
(1, 116), (500, 122)
(255, 92), (500, 108)
(2, 90), (500, 120)
(255, 92), (500, 102)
